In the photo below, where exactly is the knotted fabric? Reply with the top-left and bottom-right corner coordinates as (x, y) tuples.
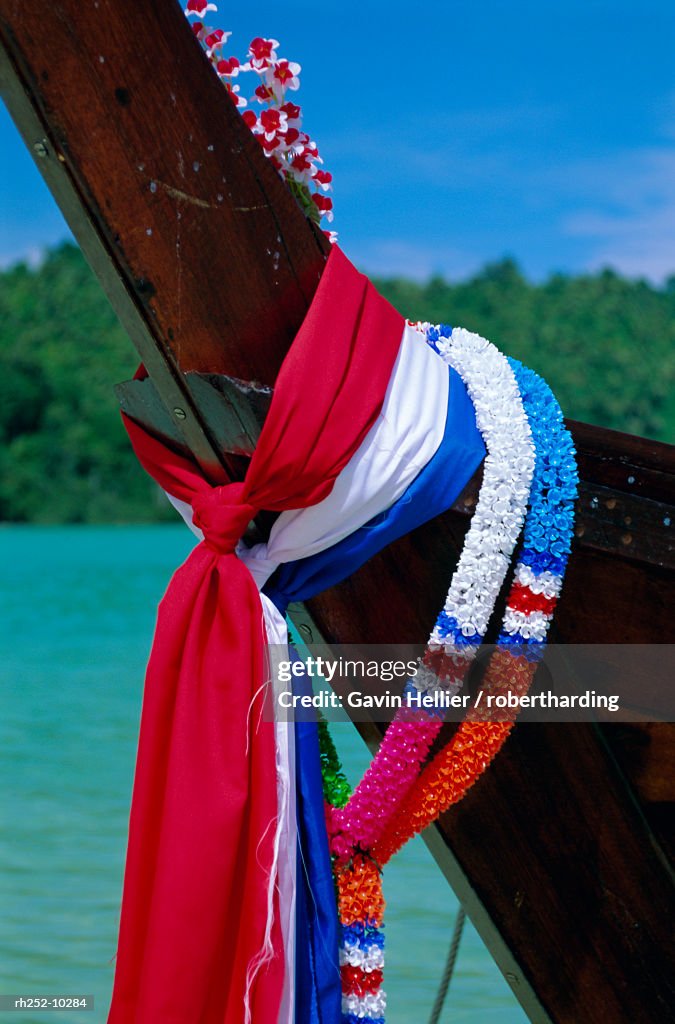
(107, 246), (404, 1024)
(191, 483), (256, 554)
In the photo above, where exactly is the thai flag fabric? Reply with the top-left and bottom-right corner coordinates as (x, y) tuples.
(109, 245), (489, 1024)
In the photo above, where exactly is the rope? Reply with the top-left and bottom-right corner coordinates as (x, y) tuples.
(428, 906), (466, 1024)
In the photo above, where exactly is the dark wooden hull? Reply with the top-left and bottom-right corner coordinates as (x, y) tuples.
(2, 3), (674, 1020)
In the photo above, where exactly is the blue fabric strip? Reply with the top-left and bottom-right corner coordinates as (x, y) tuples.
(292, 651), (342, 1024)
(269, 365), (485, 1024)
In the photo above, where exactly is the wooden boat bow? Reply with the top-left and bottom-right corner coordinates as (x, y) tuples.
(2, 2), (674, 1021)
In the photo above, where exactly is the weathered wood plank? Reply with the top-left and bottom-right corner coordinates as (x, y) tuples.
(572, 420), (675, 505)
(116, 371), (675, 570)
(0, 0), (327, 481)
(116, 373), (272, 457)
(3, 4), (674, 1024)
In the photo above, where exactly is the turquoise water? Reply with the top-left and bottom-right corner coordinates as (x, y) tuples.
(0, 527), (528, 1024)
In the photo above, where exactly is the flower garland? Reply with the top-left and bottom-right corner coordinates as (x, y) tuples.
(316, 327), (577, 1023)
(184, 2), (335, 233)
(319, 721), (387, 1024)
(372, 350), (577, 864)
(327, 326), (536, 860)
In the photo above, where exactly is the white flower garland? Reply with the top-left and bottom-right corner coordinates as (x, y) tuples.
(342, 991), (387, 1019)
(433, 327), (535, 638)
(411, 325), (535, 692)
(339, 942), (385, 972)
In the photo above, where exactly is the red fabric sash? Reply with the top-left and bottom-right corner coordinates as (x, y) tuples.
(108, 246), (403, 1024)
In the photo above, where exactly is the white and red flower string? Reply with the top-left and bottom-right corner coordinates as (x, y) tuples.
(185, 1), (335, 236)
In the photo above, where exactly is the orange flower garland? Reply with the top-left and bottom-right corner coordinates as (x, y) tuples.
(373, 650), (534, 865)
(336, 853), (385, 928)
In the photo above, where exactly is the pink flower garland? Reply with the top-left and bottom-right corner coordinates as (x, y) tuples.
(327, 707), (441, 858)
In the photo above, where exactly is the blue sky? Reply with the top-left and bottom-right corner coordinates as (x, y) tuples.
(2, 0), (674, 282)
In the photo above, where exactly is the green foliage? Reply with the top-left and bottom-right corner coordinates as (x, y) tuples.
(375, 259), (675, 445)
(0, 243), (673, 523)
(0, 243), (173, 523)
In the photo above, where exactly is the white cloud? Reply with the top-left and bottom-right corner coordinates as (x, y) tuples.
(350, 237), (482, 282)
(0, 245), (47, 271)
(560, 148), (675, 282)
(323, 103), (559, 193)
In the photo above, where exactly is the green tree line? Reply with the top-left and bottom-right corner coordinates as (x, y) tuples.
(1, 242), (673, 523)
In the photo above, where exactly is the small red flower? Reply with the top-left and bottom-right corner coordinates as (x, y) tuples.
(312, 193), (333, 221)
(272, 60), (301, 90)
(260, 134), (282, 154)
(250, 37), (277, 59)
(254, 83), (275, 103)
(291, 151), (313, 173)
(508, 584), (556, 616)
(184, 0), (217, 16)
(280, 101), (301, 122)
(341, 964), (384, 996)
(246, 36), (279, 70)
(223, 82), (246, 108)
(216, 56), (240, 78)
(204, 29), (230, 56)
(260, 107), (288, 137)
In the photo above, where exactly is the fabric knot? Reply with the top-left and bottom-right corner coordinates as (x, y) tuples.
(192, 482), (257, 554)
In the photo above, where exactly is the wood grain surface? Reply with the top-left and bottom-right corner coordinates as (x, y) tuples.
(2, 3), (674, 1021)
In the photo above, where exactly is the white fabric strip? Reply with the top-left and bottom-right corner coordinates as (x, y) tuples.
(260, 595), (296, 1024)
